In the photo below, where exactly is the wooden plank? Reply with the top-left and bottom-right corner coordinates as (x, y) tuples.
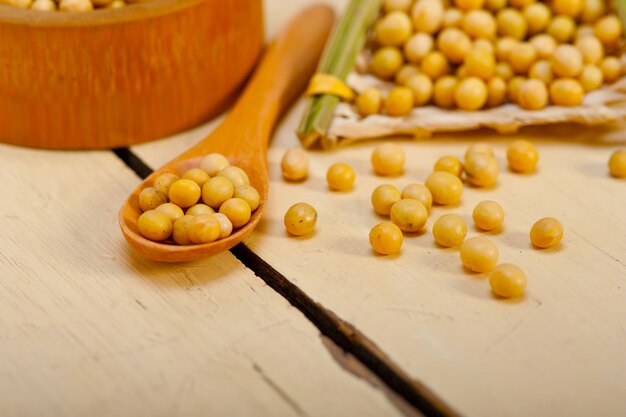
(132, 1), (626, 415)
(0, 144), (404, 417)
(133, 97), (626, 417)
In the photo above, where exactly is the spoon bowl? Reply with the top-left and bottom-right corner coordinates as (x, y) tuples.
(120, 158), (267, 263)
(119, 5), (335, 262)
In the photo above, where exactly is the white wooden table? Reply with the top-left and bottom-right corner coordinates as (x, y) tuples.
(2, 2), (626, 416)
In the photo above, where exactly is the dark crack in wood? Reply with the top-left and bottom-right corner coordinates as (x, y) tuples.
(231, 243), (462, 417)
(113, 148), (153, 180)
(320, 335), (423, 417)
(114, 147), (461, 417)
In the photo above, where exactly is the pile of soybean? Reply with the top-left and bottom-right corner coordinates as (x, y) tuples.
(136, 154), (260, 246)
(1, 0), (135, 12)
(355, 0), (625, 115)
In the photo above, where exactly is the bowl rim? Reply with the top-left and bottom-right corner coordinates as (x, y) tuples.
(0, 0), (207, 27)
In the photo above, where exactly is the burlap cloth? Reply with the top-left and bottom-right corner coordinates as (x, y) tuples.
(318, 56), (626, 149)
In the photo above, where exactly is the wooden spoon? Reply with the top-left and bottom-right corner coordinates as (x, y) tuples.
(119, 5), (335, 262)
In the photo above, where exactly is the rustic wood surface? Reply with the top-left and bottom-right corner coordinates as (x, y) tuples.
(3, 1), (626, 417)
(0, 0), (263, 149)
(133, 100), (626, 417)
(131, 4), (626, 417)
(0, 144), (404, 417)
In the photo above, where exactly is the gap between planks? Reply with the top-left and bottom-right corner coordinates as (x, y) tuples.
(112, 148), (461, 417)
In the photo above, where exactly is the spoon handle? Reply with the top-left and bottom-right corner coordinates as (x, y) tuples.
(192, 5), (335, 157)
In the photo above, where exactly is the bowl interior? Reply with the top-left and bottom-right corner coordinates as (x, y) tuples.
(0, 0), (204, 26)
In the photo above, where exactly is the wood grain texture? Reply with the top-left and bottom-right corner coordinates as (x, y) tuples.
(133, 4), (626, 415)
(249, 112), (626, 417)
(134, 96), (626, 417)
(0, 144), (404, 417)
(119, 5), (334, 262)
(0, 0), (263, 149)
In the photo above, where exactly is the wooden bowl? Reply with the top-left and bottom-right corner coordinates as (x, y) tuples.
(0, 0), (263, 149)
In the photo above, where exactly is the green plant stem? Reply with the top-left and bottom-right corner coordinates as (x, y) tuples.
(297, 0), (381, 148)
